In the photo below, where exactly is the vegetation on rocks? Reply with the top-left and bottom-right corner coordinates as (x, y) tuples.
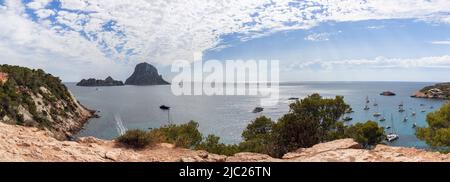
(0, 65), (73, 125)
(0, 64), (92, 139)
(416, 102), (450, 149)
(117, 129), (157, 148)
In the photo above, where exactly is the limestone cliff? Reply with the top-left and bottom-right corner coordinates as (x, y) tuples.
(0, 122), (448, 162)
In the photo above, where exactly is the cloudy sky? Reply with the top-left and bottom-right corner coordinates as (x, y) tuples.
(1, 0), (450, 82)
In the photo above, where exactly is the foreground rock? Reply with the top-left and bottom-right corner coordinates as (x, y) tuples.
(282, 139), (450, 162)
(76, 76), (124, 87)
(125, 62), (169, 85)
(0, 122), (226, 162)
(1, 123), (448, 162)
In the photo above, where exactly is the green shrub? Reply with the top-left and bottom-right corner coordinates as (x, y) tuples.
(343, 121), (385, 148)
(196, 135), (240, 156)
(269, 94), (350, 157)
(416, 102), (450, 148)
(150, 121), (202, 148)
(117, 129), (155, 149)
(239, 116), (275, 154)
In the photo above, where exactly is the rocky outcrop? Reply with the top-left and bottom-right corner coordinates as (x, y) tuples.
(125, 62), (169, 85)
(0, 122), (227, 162)
(76, 76), (124, 87)
(0, 125), (448, 162)
(411, 83), (450, 99)
(0, 64), (93, 140)
(281, 139), (450, 162)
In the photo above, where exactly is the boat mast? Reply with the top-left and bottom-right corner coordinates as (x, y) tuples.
(391, 114), (396, 134)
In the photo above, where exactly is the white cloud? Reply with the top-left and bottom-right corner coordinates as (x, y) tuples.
(287, 56), (450, 71)
(3, 0), (450, 81)
(25, 0), (51, 10)
(430, 40), (450, 45)
(367, 25), (385, 29)
(304, 32), (331, 41)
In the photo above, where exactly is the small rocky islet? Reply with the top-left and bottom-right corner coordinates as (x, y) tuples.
(76, 76), (124, 87)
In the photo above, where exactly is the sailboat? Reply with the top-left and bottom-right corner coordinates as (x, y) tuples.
(373, 112), (382, 117)
(373, 99), (378, 106)
(379, 116), (386, 122)
(386, 114), (399, 142)
(398, 102), (405, 112)
(364, 104), (370, 111)
(373, 99), (380, 116)
(366, 96), (370, 104)
(403, 110), (408, 122)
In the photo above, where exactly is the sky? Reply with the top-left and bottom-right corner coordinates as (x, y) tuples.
(1, 0), (450, 82)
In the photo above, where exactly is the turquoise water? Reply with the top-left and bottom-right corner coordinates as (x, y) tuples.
(67, 82), (447, 148)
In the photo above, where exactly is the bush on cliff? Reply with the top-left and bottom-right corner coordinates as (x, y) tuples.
(269, 94), (351, 157)
(237, 116), (275, 154)
(117, 129), (156, 149)
(416, 102), (450, 148)
(339, 121), (385, 148)
(150, 120), (203, 148)
(195, 135), (240, 156)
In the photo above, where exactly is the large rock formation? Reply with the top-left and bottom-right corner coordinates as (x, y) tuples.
(77, 76), (124, 87)
(0, 124), (448, 162)
(125, 62), (169, 85)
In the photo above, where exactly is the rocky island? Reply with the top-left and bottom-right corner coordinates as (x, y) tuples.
(76, 76), (124, 87)
(411, 82), (450, 99)
(125, 62), (170, 85)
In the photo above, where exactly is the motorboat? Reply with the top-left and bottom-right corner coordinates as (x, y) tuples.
(373, 112), (382, 117)
(386, 133), (399, 142)
(252, 107), (264, 113)
(343, 116), (353, 121)
(160, 105), (171, 110)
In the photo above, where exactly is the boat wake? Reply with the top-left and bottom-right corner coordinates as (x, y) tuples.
(115, 114), (127, 135)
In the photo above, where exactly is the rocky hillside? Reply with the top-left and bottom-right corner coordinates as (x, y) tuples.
(0, 122), (448, 162)
(0, 65), (93, 140)
(411, 82), (450, 99)
(125, 62), (169, 85)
